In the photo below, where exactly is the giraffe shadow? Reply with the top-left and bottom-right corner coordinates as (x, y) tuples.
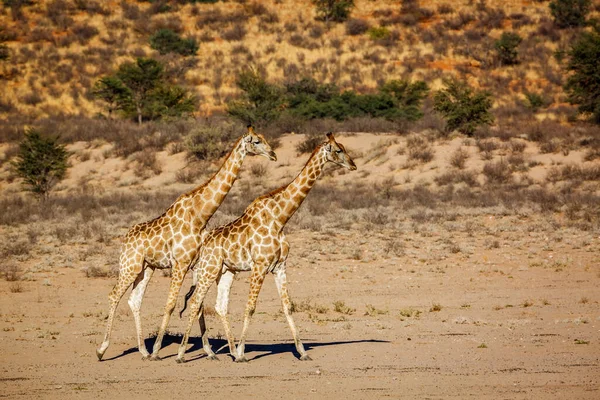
(105, 335), (389, 363)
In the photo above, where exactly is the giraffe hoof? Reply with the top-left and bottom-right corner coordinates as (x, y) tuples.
(300, 354), (312, 361)
(96, 349), (104, 361)
(141, 354), (151, 361)
(175, 357), (186, 364)
(206, 354), (219, 361)
(234, 356), (248, 363)
(149, 355), (162, 361)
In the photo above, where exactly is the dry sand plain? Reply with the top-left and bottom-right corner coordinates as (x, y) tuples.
(1, 133), (599, 399)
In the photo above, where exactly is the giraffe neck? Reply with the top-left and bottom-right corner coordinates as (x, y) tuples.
(188, 137), (246, 226)
(274, 145), (327, 226)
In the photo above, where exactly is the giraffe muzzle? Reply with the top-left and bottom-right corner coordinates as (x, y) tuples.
(268, 151), (277, 161)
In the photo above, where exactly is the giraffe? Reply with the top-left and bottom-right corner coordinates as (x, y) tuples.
(175, 132), (357, 363)
(96, 125), (277, 361)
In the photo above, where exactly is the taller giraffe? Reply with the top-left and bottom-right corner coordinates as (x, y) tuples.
(176, 133), (356, 363)
(96, 126), (277, 361)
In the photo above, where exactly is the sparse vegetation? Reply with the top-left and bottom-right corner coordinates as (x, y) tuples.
(333, 300), (355, 315)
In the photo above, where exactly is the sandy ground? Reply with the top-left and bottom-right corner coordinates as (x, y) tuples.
(1, 132), (599, 399)
(1, 224), (599, 399)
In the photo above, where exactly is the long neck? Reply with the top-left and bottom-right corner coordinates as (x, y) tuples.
(190, 138), (246, 225)
(274, 146), (327, 226)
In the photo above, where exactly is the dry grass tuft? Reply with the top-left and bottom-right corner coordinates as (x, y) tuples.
(482, 160), (512, 184)
(449, 147), (469, 169)
(2, 263), (22, 281)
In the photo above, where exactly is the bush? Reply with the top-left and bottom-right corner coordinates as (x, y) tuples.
(149, 29), (198, 56)
(312, 0), (354, 23)
(345, 18), (370, 35)
(0, 44), (9, 61)
(222, 25), (247, 41)
(524, 91), (547, 111)
(12, 129), (69, 199)
(285, 77), (428, 122)
(185, 121), (240, 160)
(433, 78), (494, 136)
(483, 160), (513, 184)
(564, 28), (600, 123)
(71, 23), (99, 45)
(549, 0), (591, 28)
(495, 32), (522, 65)
(368, 26), (390, 40)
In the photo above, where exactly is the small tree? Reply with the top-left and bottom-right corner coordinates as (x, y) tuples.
(564, 27), (600, 123)
(92, 76), (131, 118)
(495, 32), (522, 65)
(312, 0), (354, 23)
(12, 129), (69, 200)
(549, 0), (591, 28)
(146, 85), (196, 120)
(434, 79), (494, 136)
(227, 68), (284, 126)
(116, 57), (163, 125)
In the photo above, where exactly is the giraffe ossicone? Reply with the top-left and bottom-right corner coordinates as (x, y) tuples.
(96, 125), (276, 361)
(175, 132), (357, 363)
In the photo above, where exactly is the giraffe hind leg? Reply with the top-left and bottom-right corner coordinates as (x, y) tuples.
(96, 256), (143, 361)
(274, 267), (311, 361)
(128, 266), (155, 359)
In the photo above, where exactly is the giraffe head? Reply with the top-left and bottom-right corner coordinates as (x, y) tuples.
(324, 132), (357, 171)
(243, 125), (277, 161)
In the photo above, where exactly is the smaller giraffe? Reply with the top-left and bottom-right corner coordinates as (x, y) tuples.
(96, 126), (276, 361)
(176, 133), (357, 363)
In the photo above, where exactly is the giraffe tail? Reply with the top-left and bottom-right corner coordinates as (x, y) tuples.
(179, 284), (196, 318)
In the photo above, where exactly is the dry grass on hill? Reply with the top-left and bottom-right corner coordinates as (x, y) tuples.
(1, 0), (598, 120)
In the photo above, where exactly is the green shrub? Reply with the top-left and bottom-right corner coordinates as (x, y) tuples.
(312, 0), (354, 23)
(524, 91), (547, 111)
(145, 85), (196, 121)
(495, 32), (522, 65)
(368, 26), (390, 40)
(12, 129), (69, 199)
(549, 0), (591, 28)
(284, 77), (428, 122)
(433, 78), (494, 136)
(564, 27), (600, 123)
(149, 29), (198, 56)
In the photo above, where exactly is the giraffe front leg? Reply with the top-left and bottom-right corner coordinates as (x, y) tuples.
(214, 270), (236, 360)
(96, 255), (144, 361)
(149, 263), (187, 361)
(235, 266), (267, 363)
(175, 280), (212, 364)
(273, 267), (311, 361)
(127, 266), (155, 360)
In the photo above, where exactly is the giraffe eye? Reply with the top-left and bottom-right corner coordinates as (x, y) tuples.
(335, 150), (342, 154)
(253, 140), (260, 145)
